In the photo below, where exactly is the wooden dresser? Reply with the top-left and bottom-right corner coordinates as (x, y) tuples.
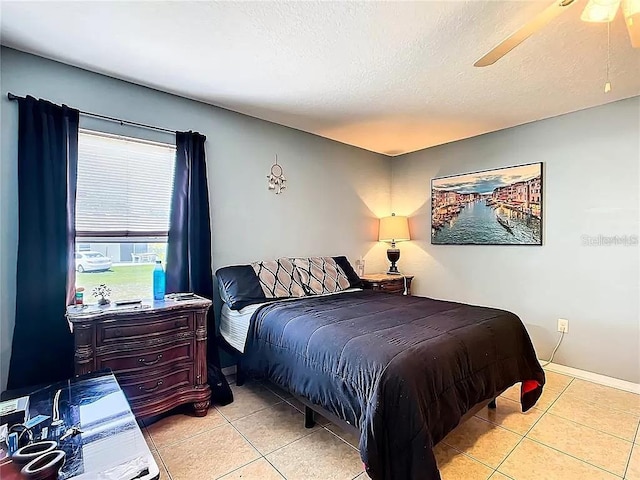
(67, 296), (212, 419)
(360, 274), (414, 295)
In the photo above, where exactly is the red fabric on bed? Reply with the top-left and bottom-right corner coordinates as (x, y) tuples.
(521, 379), (544, 411)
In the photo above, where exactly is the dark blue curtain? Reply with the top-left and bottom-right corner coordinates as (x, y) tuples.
(166, 131), (232, 405)
(7, 96), (79, 390)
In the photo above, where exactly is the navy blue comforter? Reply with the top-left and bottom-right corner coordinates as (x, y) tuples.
(243, 290), (544, 480)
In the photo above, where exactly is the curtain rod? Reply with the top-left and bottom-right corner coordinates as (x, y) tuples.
(7, 92), (176, 135)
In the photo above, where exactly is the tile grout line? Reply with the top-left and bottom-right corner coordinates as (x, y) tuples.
(559, 376), (640, 416)
(211, 456), (265, 480)
(212, 420), (264, 479)
(142, 425), (158, 452)
(153, 449), (174, 480)
(492, 377), (575, 475)
(542, 404), (640, 443)
(623, 446), (634, 480)
(518, 376), (632, 477)
(439, 440), (501, 472)
(258, 425), (327, 457)
(206, 418), (288, 480)
(559, 391), (640, 418)
(471, 398), (545, 437)
(544, 370), (640, 444)
(240, 409), (365, 478)
(219, 378), (321, 478)
(522, 436), (626, 478)
(241, 422), (320, 457)
(443, 382), (563, 473)
(623, 423), (640, 479)
(441, 378), (574, 476)
(262, 456), (288, 480)
(223, 401), (327, 477)
(150, 418), (230, 450)
(229, 417), (327, 480)
(216, 398), (286, 423)
(153, 422), (239, 478)
(542, 409), (638, 445)
(322, 424), (360, 453)
(261, 379), (366, 457)
(144, 420), (172, 480)
(519, 381), (637, 478)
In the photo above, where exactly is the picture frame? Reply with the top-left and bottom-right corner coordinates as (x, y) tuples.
(431, 162), (543, 245)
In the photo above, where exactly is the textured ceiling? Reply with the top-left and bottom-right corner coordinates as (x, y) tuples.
(1, 1), (639, 156)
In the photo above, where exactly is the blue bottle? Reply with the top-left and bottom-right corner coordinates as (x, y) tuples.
(153, 260), (165, 301)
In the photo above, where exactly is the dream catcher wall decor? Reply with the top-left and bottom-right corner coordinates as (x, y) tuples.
(267, 154), (287, 194)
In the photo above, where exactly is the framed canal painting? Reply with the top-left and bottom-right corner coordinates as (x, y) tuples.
(431, 162), (543, 245)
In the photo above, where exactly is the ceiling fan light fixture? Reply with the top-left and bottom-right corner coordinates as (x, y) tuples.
(581, 0), (621, 22)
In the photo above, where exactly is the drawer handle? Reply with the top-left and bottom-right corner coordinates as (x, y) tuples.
(138, 354), (163, 366)
(139, 380), (163, 393)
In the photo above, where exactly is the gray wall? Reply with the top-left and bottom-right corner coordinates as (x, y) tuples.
(391, 97), (640, 383)
(2, 46), (638, 389)
(0, 47), (391, 390)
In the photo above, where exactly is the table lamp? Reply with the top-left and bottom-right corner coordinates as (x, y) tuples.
(379, 213), (410, 275)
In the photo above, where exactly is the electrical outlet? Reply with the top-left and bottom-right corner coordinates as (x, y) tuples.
(557, 318), (569, 333)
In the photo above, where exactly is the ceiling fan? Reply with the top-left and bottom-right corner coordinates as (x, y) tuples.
(474, 0), (640, 67)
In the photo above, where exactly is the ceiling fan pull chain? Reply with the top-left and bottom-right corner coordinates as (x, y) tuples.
(605, 21), (612, 93)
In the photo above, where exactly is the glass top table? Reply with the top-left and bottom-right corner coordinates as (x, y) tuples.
(1, 371), (159, 480)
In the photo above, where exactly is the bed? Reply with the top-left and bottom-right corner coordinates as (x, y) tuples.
(216, 257), (544, 480)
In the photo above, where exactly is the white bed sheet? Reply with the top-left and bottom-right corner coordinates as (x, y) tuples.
(220, 288), (362, 353)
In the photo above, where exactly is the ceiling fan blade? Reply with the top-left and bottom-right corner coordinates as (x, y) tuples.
(474, 0), (579, 67)
(622, 0), (640, 47)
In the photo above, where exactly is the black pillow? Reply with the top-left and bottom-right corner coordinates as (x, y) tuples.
(333, 256), (363, 288)
(216, 265), (267, 310)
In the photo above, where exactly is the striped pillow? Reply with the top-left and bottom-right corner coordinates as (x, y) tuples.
(291, 257), (351, 295)
(251, 258), (306, 299)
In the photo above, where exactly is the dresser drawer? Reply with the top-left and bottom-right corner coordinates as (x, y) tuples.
(361, 275), (413, 295)
(98, 313), (193, 343)
(96, 341), (193, 374)
(119, 365), (194, 402)
(374, 281), (404, 293)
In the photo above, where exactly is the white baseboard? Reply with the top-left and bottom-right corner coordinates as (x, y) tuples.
(543, 361), (640, 395)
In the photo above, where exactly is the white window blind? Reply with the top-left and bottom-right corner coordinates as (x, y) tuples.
(76, 130), (176, 237)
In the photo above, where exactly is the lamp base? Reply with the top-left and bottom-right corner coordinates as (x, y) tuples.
(386, 247), (401, 275)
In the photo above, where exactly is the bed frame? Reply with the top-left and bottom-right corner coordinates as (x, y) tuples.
(219, 335), (499, 438)
(297, 393), (498, 437)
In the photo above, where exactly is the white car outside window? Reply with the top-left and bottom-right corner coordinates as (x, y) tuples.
(75, 251), (112, 273)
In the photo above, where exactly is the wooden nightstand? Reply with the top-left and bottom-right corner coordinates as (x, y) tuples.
(360, 274), (414, 295)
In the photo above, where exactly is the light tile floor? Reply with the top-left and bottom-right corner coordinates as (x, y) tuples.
(141, 369), (640, 480)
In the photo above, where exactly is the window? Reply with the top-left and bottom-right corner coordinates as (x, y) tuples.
(75, 130), (176, 302)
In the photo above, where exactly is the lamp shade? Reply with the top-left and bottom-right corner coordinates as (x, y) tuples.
(379, 214), (410, 242)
